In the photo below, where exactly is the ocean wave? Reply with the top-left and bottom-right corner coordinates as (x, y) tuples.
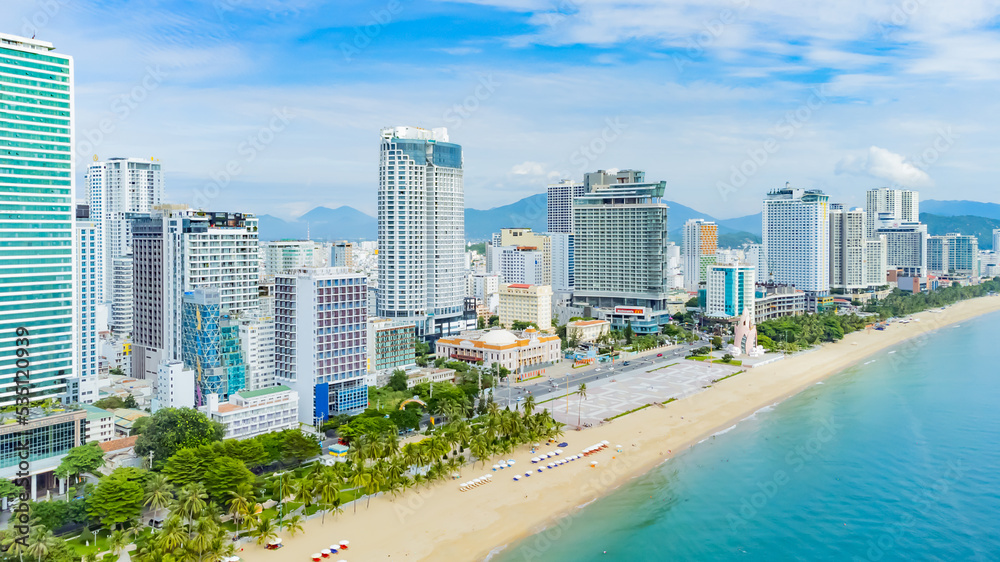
(484, 543), (509, 561)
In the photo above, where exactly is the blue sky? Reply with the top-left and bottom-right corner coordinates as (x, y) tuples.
(8, 0), (1000, 219)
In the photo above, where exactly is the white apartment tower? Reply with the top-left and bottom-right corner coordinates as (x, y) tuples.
(830, 207), (887, 292)
(377, 126), (465, 338)
(240, 311), (275, 391)
(865, 187), (918, 239)
(110, 256), (133, 335)
(85, 157), (163, 305)
(261, 240), (320, 277)
(762, 186), (830, 295)
(547, 179), (585, 234)
(682, 219), (718, 291)
(185, 212), (260, 312)
(994, 229), (1000, 253)
(74, 208), (99, 403)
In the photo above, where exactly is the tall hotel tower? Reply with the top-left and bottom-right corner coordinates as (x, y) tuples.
(762, 185), (830, 298)
(377, 127), (465, 339)
(0, 33), (76, 407)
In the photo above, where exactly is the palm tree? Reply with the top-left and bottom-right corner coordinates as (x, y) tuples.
(349, 467), (372, 514)
(284, 514), (304, 537)
(227, 483), (255, 540)
(26, 526), (56, 562)
(174, 482), (208, 534)
(522, 394), (536, 417)
(576, 383), (588, 426)
(315, 468), (341, 524)
(189, 518), (216, 562)
(156, 516), (187, 551)
(108, 529), (128, 561)
(143, 473), (174, 524)
(291, 476), (315, 513)
(470, 435), (490, 468)
(251, 516), (278, 546)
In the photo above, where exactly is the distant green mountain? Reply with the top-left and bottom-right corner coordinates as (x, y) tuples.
(920, 213), (1000, 248)
(717, 231), (762, 248)
(922, 200), (1000, 221)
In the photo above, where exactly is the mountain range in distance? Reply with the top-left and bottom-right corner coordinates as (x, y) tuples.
(257, 195), (1000, 249)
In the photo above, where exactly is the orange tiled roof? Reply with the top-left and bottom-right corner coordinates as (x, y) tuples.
(99, 435), (138, 452)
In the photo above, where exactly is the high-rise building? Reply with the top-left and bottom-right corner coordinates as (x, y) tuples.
(682, 219), (718, 291)
(239, 310), (275, 391)
(0, 33), (75, 408)
(488, 228), (551, 285)
(865, 187), (919, 239)
(110, 256), (133, 335)
(186, 212), (259, 313)
(86, 157), (163, 306)
(275, 268), (369, 423)
(550, 232), (575, 293)
(875, 221), (928, 277)
(547, 179), (585, 234)
(705, 263), (755, 319)
(665, 242), (683, 290)
(377, 126), (466, 339)
(928, 233), (978, 275)
(829, 208), (886, 291)
(74, 207), (99, 404)
(261, 240), (320, 277)
(181, 288), (245, 405)
(498, 283), (553, 330)
(762, 187), (830, 297)
(331, 241), (354, 269)
(993, 229), (1000, 253)
(572, 172), (671, 312)
(131, 208), (257, 380)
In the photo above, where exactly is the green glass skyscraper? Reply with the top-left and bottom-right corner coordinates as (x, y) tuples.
(0, 33), (75, 408)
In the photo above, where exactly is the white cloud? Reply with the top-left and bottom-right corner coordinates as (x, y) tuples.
(835, 146), (933, 187)
(509, 161), (548, 175)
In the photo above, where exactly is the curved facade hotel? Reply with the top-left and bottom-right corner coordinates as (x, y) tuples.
(435, 328), (561, 373)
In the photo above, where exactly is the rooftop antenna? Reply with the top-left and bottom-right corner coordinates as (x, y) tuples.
(785, 182), (791, 188)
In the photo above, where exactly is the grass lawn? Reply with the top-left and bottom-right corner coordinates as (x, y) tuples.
(712, 359), (743, 366)
(519, 375), (543, 382)
(649, 362), (678, 372)
(686, 355), (710, 361)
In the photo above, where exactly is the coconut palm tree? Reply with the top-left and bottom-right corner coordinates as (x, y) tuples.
(26, 526), (56, 562)
(157, 516), (187, 551)
(284, 514), (304, 538)
(315, 468), (341, 524)
(470, 434), (490, 468)
(143, 474), (174, 525)
(174, 482), (208, 534)
(522, 394), (536, 417)
(349, 468), (372, 514)
(227, 483), (255, 540)
(251, 516), (277, 546)
(188, 518), (216, 562)
(107, 529), (128, 561)
(577, 383), (587, 427)
(291, 476), (315, 513)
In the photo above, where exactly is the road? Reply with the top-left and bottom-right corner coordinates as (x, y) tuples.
(495, 339), (710, 411)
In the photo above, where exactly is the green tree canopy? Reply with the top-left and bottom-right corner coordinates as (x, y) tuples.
(134, 407), (225, 468)
(204, 457), (255, 503)
(54, 442), (104, 483)
(281, 430), (321, 463)
(387, 369), (408, 391)
(87, 467), (147, 529)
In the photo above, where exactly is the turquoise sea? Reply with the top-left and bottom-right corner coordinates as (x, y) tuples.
(491, 310), (1000, 561)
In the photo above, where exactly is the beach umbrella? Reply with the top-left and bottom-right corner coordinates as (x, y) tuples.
(492, 464), (499, 471)
(321, 550), (330, 558)
(508, 459), (516, 465)
(329, 545), (338, 553)
(513, 475), (520, 481)
(531, 457), (539, 463)
(538, 468), (544, 472)
(591, 461), (598, 467)
(339, 541), (349, 547)
(311, 554), (321, 561)
(525, 471), (532, 477)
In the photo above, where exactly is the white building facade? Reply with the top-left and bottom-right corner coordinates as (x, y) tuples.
(240, 311), (275, 391)
(377, 126), (466, 339)
(547, 179), (585, 234)
(204, 386), (298, 440)
(74, 212), (99, 403)
(865, 187), (919, 239)
(153, 360), (196, 412)
(705, 263), (755, 319)
(762, 187), (830, 298)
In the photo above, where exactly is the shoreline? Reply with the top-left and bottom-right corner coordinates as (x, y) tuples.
(239, 295), (1000, 562)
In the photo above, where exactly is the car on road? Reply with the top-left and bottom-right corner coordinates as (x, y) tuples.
(623, 361), (630, 366)
(657, 353), (663, 357)
(595, 368), (602, 372)
(516, 396), (523, 402)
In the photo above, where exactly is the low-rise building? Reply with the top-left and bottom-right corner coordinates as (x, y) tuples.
(754, 284), (806, 324)
(566, 319), (610, 343)
(81, 404), (115, 443)
(404, 367), (458, 388)
(204, 385), (299, 440)
(498, 283), (553, 330)
(435, 327), (561, 373)
(110, 408), (150, 437)
(0, 408), (87, 499)
(154, 360), (196, 412)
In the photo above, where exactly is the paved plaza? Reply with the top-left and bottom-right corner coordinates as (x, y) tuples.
(543, 360), (743, 427)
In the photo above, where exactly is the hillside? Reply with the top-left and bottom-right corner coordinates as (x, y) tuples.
(920, 213), (1000, 249)
(922, 200), (1000, 221)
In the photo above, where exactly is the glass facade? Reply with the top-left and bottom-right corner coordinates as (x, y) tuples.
(0, 410), (84, 469)
(182, 289), (246, 405)
(1, 35), (74, 408)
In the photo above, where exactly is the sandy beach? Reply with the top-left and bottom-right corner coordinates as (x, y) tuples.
(240, 295), (1000, 562)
